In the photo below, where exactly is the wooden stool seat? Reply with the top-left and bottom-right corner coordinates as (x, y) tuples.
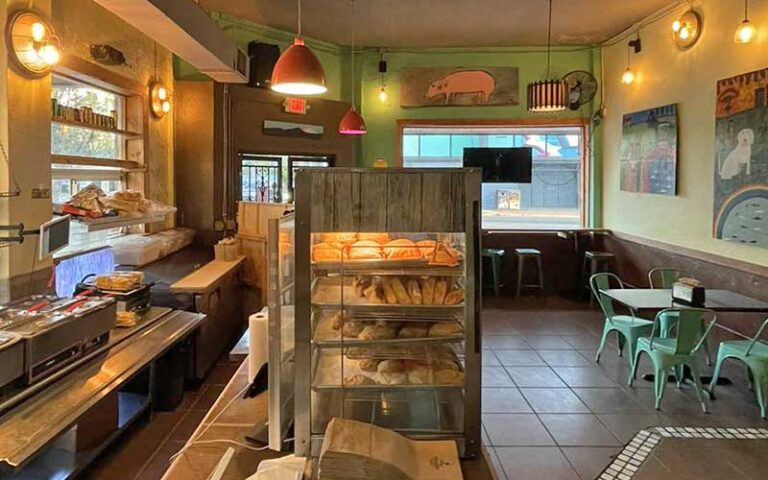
(514, 248), (544, 297)
(582, 250), (616, 306)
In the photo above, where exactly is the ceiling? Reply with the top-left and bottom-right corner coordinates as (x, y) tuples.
(196, 0), (678, 48)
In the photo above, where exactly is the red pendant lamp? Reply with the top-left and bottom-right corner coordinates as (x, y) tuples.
(340, 0), (366, 135)
(271, 0), (327, 96)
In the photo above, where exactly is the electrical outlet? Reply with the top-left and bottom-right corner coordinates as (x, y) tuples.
(214, 220), (225, 232)
(31, 187), (51, 199)
(224, 219), (237, 230)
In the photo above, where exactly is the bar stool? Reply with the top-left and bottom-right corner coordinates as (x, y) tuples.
(515, 248), (544, 297)
(482, 248), (505, 297)
(583, 251), (616, 306)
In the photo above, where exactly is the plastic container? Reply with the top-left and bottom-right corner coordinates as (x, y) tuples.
(112, 236), (162, 266)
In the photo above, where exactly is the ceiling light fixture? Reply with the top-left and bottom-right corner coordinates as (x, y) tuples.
(672, 9), (702, 49)
(621, 37), (641, 85)
(377, 50), (388, 103)
(6, 10), (62, 78)
(339, 0), (366, 135)
(271, 0), (327, 96)
(527, 0), (567, 113)
(735, 0), (757, 44)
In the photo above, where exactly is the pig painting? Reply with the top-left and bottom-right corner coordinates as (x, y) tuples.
(425, 70), (496, 105)
(400, 67), (519, 107)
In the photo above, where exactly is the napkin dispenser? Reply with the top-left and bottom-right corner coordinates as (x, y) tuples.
(672, 281), (705, 307)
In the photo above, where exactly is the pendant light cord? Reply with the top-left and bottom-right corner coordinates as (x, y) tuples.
(546, 0), (553, 77)
(298, 0), (302, 37)
(350, 0), (356, 107)
(744, 0), (749, 21)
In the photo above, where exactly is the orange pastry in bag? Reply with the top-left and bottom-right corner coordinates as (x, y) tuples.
(382, 238), (422, 260)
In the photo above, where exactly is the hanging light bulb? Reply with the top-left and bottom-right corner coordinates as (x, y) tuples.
(31, 22), (45, 42)
(271, 0), (327, 95)
(340, 0), (366, 135)
(378, 86), (388, 103)
(377, 53), (388, 104)
(621, 68), (635, 85)
(527, 0), (568, 112)
(735, 0), (757, 43)
(621, 38), (640, 86)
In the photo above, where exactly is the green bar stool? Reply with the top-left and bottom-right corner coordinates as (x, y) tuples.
(514, 248), (543, 297)
(708, 318), (768, 418)
(482, 248), (505, 297)
(583, 250), (616, 306)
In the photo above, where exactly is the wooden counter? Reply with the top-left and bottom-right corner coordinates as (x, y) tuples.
(170, 256), (245, 294)
(162, 360), (499, 480)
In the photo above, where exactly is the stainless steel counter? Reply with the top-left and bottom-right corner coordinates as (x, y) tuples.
(0, 308), (205, 473)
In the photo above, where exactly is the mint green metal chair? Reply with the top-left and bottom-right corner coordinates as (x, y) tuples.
(708, 318), (768, 418)
(591, 273), (654, 365)
(647, 267), (682, 289)
(629, 308), (717, 413)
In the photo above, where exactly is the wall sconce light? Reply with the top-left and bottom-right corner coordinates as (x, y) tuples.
(621, 37), (642, 85)
(672, 10), (702, 49)
(735, 0), (757, 44)
(6, 10), (62, 78)
(149, 82), (171, 118)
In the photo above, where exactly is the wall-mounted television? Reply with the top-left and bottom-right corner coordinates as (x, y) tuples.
(463, 147), (533, 183)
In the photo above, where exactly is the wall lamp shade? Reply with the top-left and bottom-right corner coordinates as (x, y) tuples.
(6, 10), (62, 78)
(150, 82), (171, 119)
(527, 80), (568, 113)
(672, 10), (702, 49)
(339, 106), (366, 135)
(270, 37), (327, 96)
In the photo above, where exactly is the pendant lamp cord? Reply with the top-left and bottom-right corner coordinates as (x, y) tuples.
(546, 0), (553, 77)
(744, 0), (749, 21)
(298, 0), (302, 37)
(350, 0), (356, 107)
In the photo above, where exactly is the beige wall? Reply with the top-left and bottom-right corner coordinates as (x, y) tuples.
(0, 0), (174, 298)
(602, 0), (768, 266)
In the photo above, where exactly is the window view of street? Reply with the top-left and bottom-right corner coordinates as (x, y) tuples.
(402, 126), (583, 229)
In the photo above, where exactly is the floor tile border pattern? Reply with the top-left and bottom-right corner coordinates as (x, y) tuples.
(598, 427), (768, 480)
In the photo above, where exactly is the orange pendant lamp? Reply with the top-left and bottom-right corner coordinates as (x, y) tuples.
(340, 0), (366, 135)
(271, 0), (327, 95)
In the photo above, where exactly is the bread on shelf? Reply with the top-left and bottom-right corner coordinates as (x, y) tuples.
(382, 238), (422, 260)
(345, 240), (384, 260)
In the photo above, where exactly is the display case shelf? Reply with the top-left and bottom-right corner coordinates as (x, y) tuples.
(72, 210), (175, 232)
(311, 259), (464, 277)
(51, 117), (142, 139)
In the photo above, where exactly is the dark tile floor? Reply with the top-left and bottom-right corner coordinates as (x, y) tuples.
(81, 358), (242, 480)
(481, 295), (768, 480)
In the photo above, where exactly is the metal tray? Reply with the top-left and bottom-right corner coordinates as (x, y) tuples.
(311, 347), (465, 391)
(312, 257), (464, 276)
(311, 276), (465, 316)
(311, 310), (464, 347)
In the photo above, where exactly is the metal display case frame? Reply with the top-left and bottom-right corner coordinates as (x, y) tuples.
(292, 168), (482, 459)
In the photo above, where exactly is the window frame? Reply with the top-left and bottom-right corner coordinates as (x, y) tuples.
(396, 118), (590, 231)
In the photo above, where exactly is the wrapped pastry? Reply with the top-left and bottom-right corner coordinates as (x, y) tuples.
(435, 370), (465, 386)
(434, 278), (448, 304)
(323, 232), (357, 245)
(407, 365), (431, 385)
(377, 360), (405, 374)
(406, 278), (423, 305)
(375, 320), (403, 330)
(342, 320), (366, 338)
(444, 289), (465, 305)
(383, 238), (422, 260)
(346, 240), (384, 260)
(420, 277), (436, 304)
(330, 312), (346, 330)
(428, 322), (463, 337)
(432, 360), (460, 372)
(379, 372), (408, 385)
(416, 239), (437, 259)
(389, 277), (412, 304)
(397, 325), (429, 338)
(312, 242), (343, 262)
(429, 242), (460, 266)
(358, 325), (397, 340)
(363, 284), (384, 304)
(344, 374), (376, 386)
(353, 276), (371, 297)
(357, 233), (390, 244)
(358, 359), (381, 372)
(381, 280), (398, 304)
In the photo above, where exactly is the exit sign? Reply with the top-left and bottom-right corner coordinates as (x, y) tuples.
(284, 97), (308, 114)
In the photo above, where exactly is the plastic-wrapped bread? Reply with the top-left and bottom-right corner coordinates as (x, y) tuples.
(420, 277), (436, 304)
(434, 278), (448, 304)
(397, 325), (429, 338)
(363, 284), (384, 304)
(357, 233), (390, 244)
(428, 322), (463, 337)
(358, 359), (381, 372)
(382, 238), (422, 260)
(344, 374), (376, 386)
(379, 372), (408, 385)
(381, 281), (398, 304)
(358, 325), (397, 340)
(346, 240), (384, 260)
(353, 276), (371, 297)
(429, 242), (460, 266)
(312, 242), (343, 262)
(377, 360), (405, 374)
(415, 239), (436, 260)
(389, 277), (412, 304)
(342, 320), (366, 337)
(434, 370), (465, 386)
(323, 232), (358, 245)
(444, 289), (465, 305)
(406, 278), (422, 305)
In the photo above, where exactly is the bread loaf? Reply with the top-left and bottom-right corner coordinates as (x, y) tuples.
(397, 325), (429, 338)
(359, 325), (397, 340)
(420, 277), (436, 304)
(381, 281), (398, 304)
(358, 359), (381, 372)
(346, 240), (383, 260)
(389, 277), (412, 304)
(428, 322), (463, 337)
(406, 278), (422, 305)
(344, 374), (376, 386)
(434, 278), (448, 304)
(444, 289), (465, 305)
(383, 239), (422, 260)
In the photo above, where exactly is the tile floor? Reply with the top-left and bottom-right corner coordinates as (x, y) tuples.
(82, 358), (242, 480)
(481, 295), (768, 480)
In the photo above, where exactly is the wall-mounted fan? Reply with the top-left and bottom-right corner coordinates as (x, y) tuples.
(563, 70), (598, 111)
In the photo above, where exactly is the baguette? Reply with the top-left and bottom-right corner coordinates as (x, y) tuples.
(381, 280), (398, 304)
(444, 289), (465, 305)
(406, 278), (423, 305)
(434, 278), (448, 304)
(363, 284), (384, 304)
(389, 277), (412, 304)
(420, 277), (436, 304)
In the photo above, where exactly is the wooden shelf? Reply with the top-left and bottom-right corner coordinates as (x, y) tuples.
(73, 210), (176, 232)
(51, 154), (143, 171)
(51, 117), (142, 139)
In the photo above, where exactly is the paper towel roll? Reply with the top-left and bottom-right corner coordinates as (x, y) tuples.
(248, 308), (269, 383)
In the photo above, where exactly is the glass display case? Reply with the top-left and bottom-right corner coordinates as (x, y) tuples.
(293, 168), (482, 459)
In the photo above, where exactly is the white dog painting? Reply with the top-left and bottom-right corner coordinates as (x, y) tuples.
(719, 128), (754, 180)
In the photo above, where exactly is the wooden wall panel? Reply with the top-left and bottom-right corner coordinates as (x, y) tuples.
(386, 173), (423, 232)
(358, 173), (388, 231)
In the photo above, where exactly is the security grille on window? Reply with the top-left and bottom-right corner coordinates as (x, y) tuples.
(239, 153), (330, 204)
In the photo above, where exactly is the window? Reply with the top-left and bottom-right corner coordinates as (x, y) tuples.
(401, 125), (585, 230)
(239, 153), (330, 204)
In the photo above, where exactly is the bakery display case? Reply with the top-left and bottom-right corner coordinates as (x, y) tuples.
(293, 168), (482, 459)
